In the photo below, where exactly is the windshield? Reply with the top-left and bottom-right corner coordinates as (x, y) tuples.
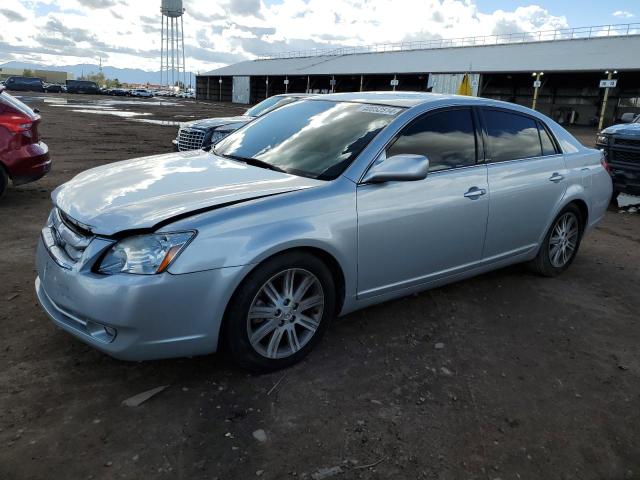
(214, 100), (403, 180)
(245, 96), (299, 117)
(634, 115), (640, 124)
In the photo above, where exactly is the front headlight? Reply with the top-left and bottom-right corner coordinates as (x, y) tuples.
(596, 134), (610, 145)
(211, 129), (232, 144)
(97, 231), (195, 275)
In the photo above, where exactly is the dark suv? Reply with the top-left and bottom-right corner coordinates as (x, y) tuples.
(0, 86), (51, 197)
(66, 80), (100, 94)
(3, 76), (45, 92)
(596, 114), (640, 195)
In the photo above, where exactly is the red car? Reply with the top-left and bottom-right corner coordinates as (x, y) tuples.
(0, 86), (50, 197)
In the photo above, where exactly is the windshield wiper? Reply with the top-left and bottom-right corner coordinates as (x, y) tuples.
(216, 152), (287, 174)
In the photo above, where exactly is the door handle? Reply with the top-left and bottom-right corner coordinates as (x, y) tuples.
(464, 187), (487, 199)
(549, 172), (565, 183)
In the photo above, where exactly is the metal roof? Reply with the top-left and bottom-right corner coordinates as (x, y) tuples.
(203, 34), (640, 77)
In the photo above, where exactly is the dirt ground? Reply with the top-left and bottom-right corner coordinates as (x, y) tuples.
(1, 92), (639, 480)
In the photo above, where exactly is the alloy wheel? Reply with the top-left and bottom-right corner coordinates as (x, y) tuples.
(247, 268), (325, 359)
(548, 212), (580, 268)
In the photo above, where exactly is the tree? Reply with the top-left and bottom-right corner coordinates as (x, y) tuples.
(22, 69), (34, 77)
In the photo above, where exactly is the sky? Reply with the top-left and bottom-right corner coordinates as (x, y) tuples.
(0, 0), (638, 73)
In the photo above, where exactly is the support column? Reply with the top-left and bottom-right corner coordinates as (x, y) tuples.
(360, 75), (364, 92)
(598, 71), (615, 131)
(181, 15), (186, 90)
(160, 13), (164, 86)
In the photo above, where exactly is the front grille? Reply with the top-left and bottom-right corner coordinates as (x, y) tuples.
(614, 138), (640, 148)
(177, 128), (206, 151)
(611, 149), (640, 164)
(42, 208), (93, 269)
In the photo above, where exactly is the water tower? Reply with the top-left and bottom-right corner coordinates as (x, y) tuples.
(160, 0), (186, 89)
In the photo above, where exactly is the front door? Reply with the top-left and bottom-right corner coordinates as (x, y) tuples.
(357, 107), (489, 299)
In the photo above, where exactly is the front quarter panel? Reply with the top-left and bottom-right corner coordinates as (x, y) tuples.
(165, 177), (358, 299)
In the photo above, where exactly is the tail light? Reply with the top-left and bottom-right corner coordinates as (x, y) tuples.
(600, 151), (610, 173)
(0, 113), (38, 145)
(0, 113), (33, 133)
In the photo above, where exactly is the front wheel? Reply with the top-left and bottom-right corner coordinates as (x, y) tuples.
(225, 252), (336, 373)
(529, 204), (583, 277)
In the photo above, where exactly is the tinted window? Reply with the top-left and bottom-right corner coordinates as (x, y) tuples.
(214, 100), (401, 180)
(538, 122), (557, 156)
(387, 109), (477, 171)
(483, 109), (542, 162)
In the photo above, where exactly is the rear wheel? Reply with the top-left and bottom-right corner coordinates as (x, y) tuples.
(529, 204), (583, 277)
(225, 252), (336, 373)
(0, 166), (8, 199)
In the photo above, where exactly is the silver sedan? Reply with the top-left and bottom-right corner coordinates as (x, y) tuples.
(35, 92), (612, 372)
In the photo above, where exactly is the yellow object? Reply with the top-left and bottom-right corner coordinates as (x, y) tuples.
(457, 74), (473, 96)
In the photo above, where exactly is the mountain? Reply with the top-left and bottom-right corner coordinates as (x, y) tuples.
(0, 61), (197, 85)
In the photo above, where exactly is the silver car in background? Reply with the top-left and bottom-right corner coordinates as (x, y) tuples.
(173, 93), (309, 151)
(35, 92), (612, 372)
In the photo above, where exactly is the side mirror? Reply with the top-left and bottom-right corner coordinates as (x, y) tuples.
(362, 154), (430, 184)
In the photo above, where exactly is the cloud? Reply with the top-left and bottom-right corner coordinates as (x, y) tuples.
(0, 8), (27, 21)
(0, 0), (570, 75)
(613, 10), (635, 19)
(76, 0), (119, 8)
(224, 0), (262, 16)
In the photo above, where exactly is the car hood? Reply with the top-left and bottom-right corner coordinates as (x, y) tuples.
(601, 123), (640, 136)
(183, 115), (253, 131)
(53, 150), (324, 236)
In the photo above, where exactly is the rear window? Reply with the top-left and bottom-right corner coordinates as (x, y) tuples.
(538, 123), (558, 156)
(483, 109), (542, 162)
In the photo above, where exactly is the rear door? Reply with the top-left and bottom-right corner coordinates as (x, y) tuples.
(480, 108), (567, 259)
(357, 107), (489, 298)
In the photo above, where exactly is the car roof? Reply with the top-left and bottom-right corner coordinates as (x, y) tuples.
(273, 93), (310, 98)
(312, 91), (489, 107)
(308, 91), (559, 120)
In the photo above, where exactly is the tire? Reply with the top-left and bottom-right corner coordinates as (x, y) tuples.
(611, 189), (620, 205)
(225, 251), (336, 373)
(528, 204), (584, 277)
(0, 166), (8, 199)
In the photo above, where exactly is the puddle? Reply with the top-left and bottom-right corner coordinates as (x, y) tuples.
(52, 104), (115, 110)
(130, 118), (183, 126)
(617, 193), (640, 214)
(15, 94), (187, 127)
(71, 109), (152, 118)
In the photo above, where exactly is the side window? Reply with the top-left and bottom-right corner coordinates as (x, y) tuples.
(483, 109), (542, 162)
(387, 108), (477, 172)
(538, 122), (558, 156)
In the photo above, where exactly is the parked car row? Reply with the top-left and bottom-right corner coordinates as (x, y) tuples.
(1, 76), (195, 98)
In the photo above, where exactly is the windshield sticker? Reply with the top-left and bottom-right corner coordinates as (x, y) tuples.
(359, 105), (402, 116)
